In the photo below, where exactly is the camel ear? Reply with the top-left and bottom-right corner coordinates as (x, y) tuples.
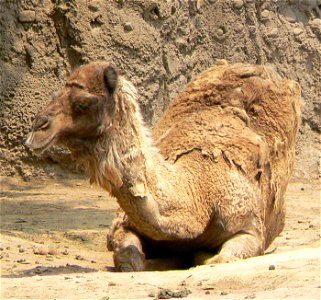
(103, 65), (118, 95)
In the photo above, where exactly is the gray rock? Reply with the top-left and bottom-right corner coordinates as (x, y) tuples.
(266, 28), (278, 38)
(233, 0), (244, 10)
(293, 27), (303, 36)
(18, 10), (36, 23)
(88, 2), (100, 12)
(260, 10), (270, 21)
(124, 22), (133, 32)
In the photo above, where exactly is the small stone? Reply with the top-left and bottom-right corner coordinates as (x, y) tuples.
(17, 259), (28, 264)
(88, 2), (100, 12)
(233, 0), (244, 9)
(19, 248), (25, 253)
(221, 291), (228, 295)
(260, 10), (270, 21)
(18, 10), (36, 23)
(235, 24), (244, 32)
(34, 248), (48, 255)
(108, 282), (116, 286)
(48, 249), (59, 255)
(147, 292), (155, 297)
(266, 28), (278, 38)
(205, 290), (210, 295)
(196, 0), (205, 10)
(75, 255), (85, 260)
(124, 22), (133, 32)
(310, 18), (321, 36)
(309, 224), (314, 228)
(293, 28), (303, 36)
(269, 264), (276, 270)
(61, 250), (69, 255)
(284, 10), (297, 23)
(217, 28), (224, 36)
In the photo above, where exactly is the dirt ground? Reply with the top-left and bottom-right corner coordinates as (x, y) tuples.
(0, 176), (320, 299)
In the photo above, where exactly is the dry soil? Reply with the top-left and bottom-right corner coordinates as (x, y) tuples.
(0, 176), (320, 299)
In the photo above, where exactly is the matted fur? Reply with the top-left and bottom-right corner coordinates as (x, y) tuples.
(26, 60), (302, 271)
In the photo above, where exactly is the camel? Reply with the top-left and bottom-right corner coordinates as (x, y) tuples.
(25, 60), (302, 272)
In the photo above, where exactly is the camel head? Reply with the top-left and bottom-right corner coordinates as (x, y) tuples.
(25, 62), (119, 156)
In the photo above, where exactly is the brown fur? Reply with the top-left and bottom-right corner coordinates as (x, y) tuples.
(26, 60), (302, 271)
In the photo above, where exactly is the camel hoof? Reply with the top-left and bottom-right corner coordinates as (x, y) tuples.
(114, 245), (145, 272)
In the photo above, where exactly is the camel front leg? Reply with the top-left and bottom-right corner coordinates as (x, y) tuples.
(107, 225), (146, 272)
(194, 232), (264, 265)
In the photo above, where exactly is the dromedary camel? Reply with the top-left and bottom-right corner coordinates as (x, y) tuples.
(25, 60), (302, 271)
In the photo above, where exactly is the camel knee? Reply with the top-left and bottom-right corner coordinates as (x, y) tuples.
(207, 232), (264, 264)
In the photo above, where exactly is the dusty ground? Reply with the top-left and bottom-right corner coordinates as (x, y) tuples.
(0, 176), (320, 299)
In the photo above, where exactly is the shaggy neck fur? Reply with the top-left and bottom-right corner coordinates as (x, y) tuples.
(80, 77), (206, 241)
(83, 77), (172, 238)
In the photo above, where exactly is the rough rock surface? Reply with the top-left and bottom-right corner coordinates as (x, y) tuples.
(0, 0), (320, 180)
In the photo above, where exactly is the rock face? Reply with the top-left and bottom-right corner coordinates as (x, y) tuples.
(0, 0), (320, 180)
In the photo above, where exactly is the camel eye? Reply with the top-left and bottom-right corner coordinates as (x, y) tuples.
(71, 95), (99, 114)
(34, 116), (50, 131)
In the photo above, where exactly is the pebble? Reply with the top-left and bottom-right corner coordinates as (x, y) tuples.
(310, 18), (321, 36)
(217, 28), (224, 37)
(260, 10), (270, 21)
(269, 264), (276, 270)
(235, 24), (244, 32)
(88, 2), (100, 12)
(233, 0), (244, 9)
(18, 10), (36, 23)
(266, 28), (278, 38)
(124, 22), (133, 32)
(17, 259), (28, 264)
(34, 248), (48, 255)
(48, 249), (59, 255)
(221, 291), (228, 295)
(61, 250), (69, 255)
(284, 10), (297, 23)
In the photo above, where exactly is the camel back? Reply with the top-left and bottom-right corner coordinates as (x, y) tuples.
(153, 62), (302, 238)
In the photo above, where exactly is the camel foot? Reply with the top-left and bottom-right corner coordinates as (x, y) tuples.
(114, 245), (145, 272)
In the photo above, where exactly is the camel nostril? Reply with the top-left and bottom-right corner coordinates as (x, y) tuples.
(34, 116), (50, 131)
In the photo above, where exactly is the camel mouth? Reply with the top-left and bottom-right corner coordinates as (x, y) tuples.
(25, 132), (57, 154)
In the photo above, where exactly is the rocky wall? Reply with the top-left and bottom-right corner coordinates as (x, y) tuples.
(0, 0), (320, 180)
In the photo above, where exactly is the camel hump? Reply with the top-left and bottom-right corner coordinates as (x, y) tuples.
(153, 63), (302, 182)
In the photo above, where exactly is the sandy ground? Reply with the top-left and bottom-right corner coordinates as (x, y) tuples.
(0, 176), (320, 299)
